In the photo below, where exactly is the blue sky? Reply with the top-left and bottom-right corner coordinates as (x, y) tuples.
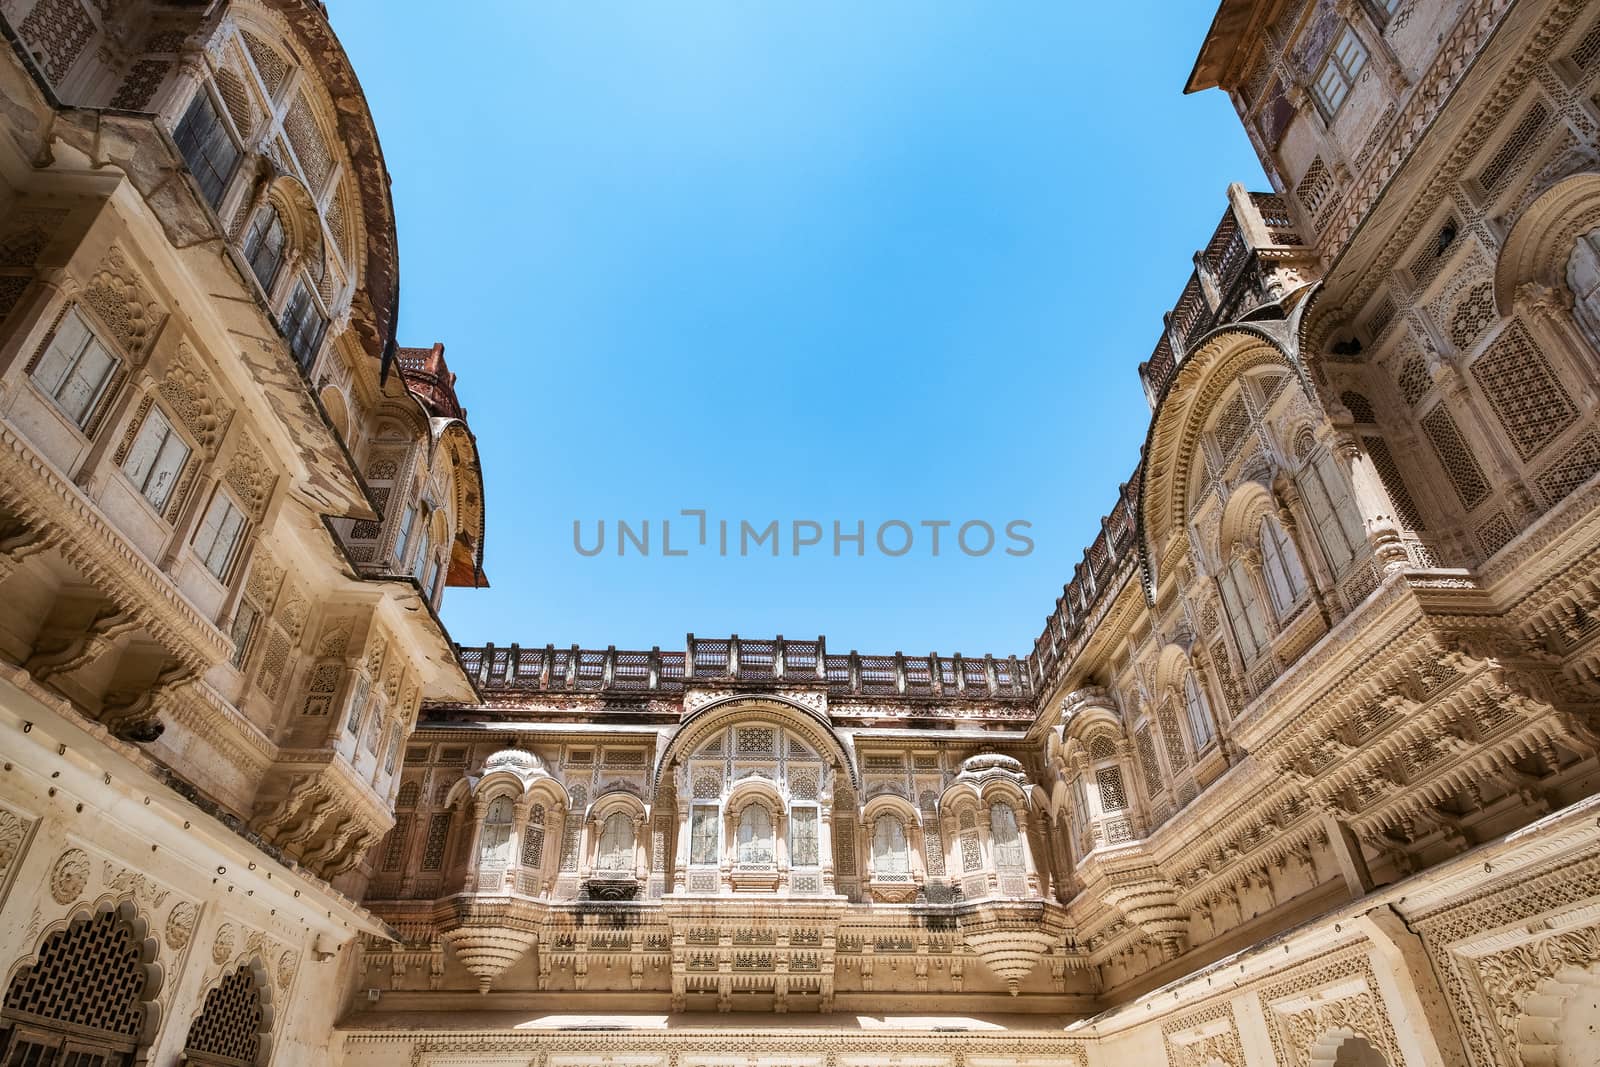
(330, 2), (1267, 659)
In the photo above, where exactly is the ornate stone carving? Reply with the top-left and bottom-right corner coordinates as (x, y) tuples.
(165, 901), (198, 950)
(48, 848), (90, 904)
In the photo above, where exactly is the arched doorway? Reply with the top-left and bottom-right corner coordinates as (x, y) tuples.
(182, 960), (273, 1066)
(0, 902), (160, 1065)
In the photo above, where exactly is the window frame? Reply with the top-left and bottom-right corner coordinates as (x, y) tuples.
(1311, 25), (1369, 117)
(1183, 671), (1216, 752)
(29, 307), (120, 431)
(689, 803), (720, 866)
(281, 277), (329, 369)
(191, 487), (248, 582)
(1259, 515), (1309, 621)
(242, 205), (288, 296)
(120, 403), (193, 514)
(172, 83), (243, 211)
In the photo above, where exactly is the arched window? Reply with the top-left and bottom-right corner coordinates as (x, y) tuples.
(989, 803), (1024, 871)
(1259, 516), (1307, 619)
(1183, 671), (1215, 750)
(478, 796), (514, 869)
(595, 812), (634, 872)
(243, 205), (287, 293)
(871, 815), (910, 877)
(182, 965), (265, 1067)
(1, 906), (151, 1065)
(737, 803), (774, 866)
(521, 804), (546, 868)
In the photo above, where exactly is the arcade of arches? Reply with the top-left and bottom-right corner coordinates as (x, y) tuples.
(3, 0), (1600, 1065)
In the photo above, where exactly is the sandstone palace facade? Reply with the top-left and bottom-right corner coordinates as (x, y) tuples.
(1, 0), (1599, 1065)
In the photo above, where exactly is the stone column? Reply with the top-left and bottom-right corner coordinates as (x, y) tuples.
(775, 807), (789, 875)
(817, 799), (835, 894)
(1515, 280), (1600, 413)
(633, 813), (649, 883)
(1331, 429), (1411, 571)
(508, 796), (531, 892)
(544, 802), (565, 894)
(463, 798), (487, 892)
(673, 804), (691, 893)
(975, 804), (998, 892)
(908, 821), (928, 886)
(1014, 807), (1041, 896)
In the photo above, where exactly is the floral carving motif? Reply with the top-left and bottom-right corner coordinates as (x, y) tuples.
(166, 901), (198, 950)
(213, 922), (236, 964)
(48, 848), (89, 904)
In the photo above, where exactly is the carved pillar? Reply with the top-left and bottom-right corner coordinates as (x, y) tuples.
(1432, 358), (1538, 524)
(463, 798), (487, 892)
(1331, 429), (1411, 571)
(976, 803), (998, 892)
(817, 793), (836, 894)
(908, 821), (928, 886)
(545, 801), (565, 894)
(507, 796), (531, 892)
(633, 813), (649, 882)
(673, 803), (691, 893)
(1014, 807), (1041, 896)
(1516, 280), (1600, 416)
(774, 807), (789, 878)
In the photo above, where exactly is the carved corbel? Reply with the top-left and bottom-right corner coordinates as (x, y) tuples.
(100, 661), (192, 742)
(0, 519), (59, 583)
(27, 606), (141, 682)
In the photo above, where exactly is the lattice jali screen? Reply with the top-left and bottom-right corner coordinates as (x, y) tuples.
(1295, 156), (1335, 221)
(1339, 391), (1378, 424)
(2, 907), (148, 1046)
(183, 966), (264, 1067)
(1395, 349), (1431, 407)
(1135, 726), (1164, 797)
(1477, 100), (1552, 195)
(1535, 432), (1600, 504)
(1212, 393), (1253, 459)
(1447, 282), (1497, 351)
(1094, 771), (1132, 812)
(1420, 405), (1491, 510)
(1471, 322), (1578, 459)
(1158, 705), (1188, 770)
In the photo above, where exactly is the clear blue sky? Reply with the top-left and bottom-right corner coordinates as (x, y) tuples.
(330, 2), (1267, 659)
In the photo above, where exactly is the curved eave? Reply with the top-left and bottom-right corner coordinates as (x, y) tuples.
(264, 0), (400, 374)
(1133, 303), (1310, 603)
(430, 416), (489, 588)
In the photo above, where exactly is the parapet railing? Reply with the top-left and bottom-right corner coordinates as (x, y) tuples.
(458, 635), (1033, 702)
